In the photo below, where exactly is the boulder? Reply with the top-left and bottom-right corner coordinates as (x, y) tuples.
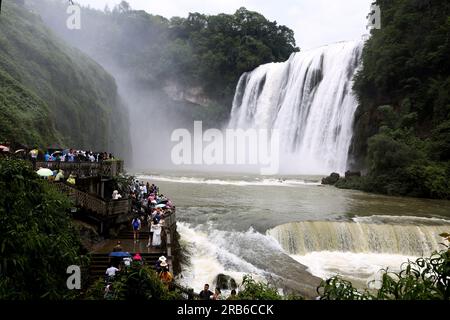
(215, 273), (237, 290)
(321, 172), (340, 185)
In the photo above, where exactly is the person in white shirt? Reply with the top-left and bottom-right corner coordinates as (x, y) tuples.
(105, 265), (119, 279)
(112, 190), (122, 200)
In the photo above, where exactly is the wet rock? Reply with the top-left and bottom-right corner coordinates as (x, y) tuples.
(321, 172), (340, 185)
(215, 273), (238, 290)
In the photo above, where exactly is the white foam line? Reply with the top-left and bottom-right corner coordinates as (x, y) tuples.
(137, 175), (321, 187)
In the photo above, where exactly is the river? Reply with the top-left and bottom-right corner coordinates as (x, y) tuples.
(137, 171), (450, 297)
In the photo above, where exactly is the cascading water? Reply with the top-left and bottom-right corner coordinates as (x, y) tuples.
(267, 219), (450, 257)
(228, 41), (363, 174)
(267, 217), (450, 285)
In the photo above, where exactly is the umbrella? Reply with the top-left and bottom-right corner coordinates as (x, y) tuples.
(14, 149), (26, 154)
(155, 204), (166, 208)
(52, 151), (63, 156)
(157, 199), (169, 205)
(36, 168), (53, 177)
(0, 145), (10, 152)
(109, 251), (131, 258)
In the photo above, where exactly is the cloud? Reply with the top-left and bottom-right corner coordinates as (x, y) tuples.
(76, 0), (373, 49)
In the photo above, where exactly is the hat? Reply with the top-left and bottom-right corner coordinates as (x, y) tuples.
(159, 256), (167, 262)
(160, 261), (168, 267)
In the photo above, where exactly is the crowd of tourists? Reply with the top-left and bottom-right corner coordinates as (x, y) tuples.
(103, 180), (176, 298)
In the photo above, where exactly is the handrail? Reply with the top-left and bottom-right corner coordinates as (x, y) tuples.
(53, 182), (130, 216)
(35, 160), (124, 177)
(172, 282), (200, 300)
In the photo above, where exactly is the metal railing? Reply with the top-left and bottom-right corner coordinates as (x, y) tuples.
(35, 160), (124, 177)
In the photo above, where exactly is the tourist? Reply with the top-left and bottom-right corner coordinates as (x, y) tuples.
(112, 190), (122, 200)
(44, 151), (50, 162)
(151, 220), (162, 247)
(212, 288), (223, 300)
(29, 148), (38, 169)
(132, 253), (143, 266)
(113, 241), (122, 252)
(54, 169), (64, 182)
(131, 216), (141, 243)
(123, 256), (132, 269)
(199, 284), (213, 300)
(104, 283), (114, 299)
(159, 261), (173, 287)
(67, 173), (76, 185)
(227, 289), (238, 300)
(105, 264), (119, 282)
(155, 256), (166, 273)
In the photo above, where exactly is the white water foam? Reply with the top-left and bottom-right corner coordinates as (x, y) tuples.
(137, 175), (321, 187)
(176, 222), (269, 292)
(292, 251), (416, 288)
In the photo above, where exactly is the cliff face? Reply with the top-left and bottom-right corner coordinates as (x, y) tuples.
(349, 0), (450, 172)
(0, 1), (131, 159)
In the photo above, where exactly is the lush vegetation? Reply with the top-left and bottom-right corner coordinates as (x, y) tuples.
(318, 233), (450, 300)
(235, 275), (303, 300)
(0, 1), (130, 157)
(31, 0), (299, 125)
(85, 265), (181, 300)
(346, 0), (450, 199)
(0, 158), (85, 299)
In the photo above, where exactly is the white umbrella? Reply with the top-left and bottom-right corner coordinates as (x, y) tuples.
(0, 145), (10, 152)
(36, 168), (54, 177)
(155, 204), (166, 208)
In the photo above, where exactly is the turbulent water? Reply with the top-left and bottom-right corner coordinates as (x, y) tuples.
(139, 173), (450, 295)
(228, 41), (363, 174)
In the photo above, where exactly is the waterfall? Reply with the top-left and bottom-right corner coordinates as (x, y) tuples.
(267, 219), (450, 257)
(228, 41), (363, 174)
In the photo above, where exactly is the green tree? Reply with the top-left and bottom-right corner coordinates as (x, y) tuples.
(0, 159), (85, 299)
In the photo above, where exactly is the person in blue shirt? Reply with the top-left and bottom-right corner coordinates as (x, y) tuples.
(44, 151), (50, 162)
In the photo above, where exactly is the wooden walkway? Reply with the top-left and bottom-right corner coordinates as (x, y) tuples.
(88, 230), (167, 281)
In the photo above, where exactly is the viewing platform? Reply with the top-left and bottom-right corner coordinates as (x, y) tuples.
(35, 159), (124, 177)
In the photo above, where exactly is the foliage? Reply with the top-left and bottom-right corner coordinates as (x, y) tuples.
(318, 233), (450, 300)
(0, 159), (85, 299)
(30, 1), (299, 124)
(236, 275), (304, 300)
(237, 275), (282, 300)
(347, 0), (450, 199)
(0, 1), (130, 157)
(85, 265), (182, 300)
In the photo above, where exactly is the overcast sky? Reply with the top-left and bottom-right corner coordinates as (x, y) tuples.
(76, 0), (374, 49)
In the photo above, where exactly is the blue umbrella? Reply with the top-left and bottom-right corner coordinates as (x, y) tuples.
(109, 251), (131, 257)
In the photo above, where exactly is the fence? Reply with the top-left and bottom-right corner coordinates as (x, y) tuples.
(54, 182), (130, 216)
(35, 160), (124, 177)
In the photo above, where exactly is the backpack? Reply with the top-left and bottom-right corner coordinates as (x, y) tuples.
(133, 219), (140, 229)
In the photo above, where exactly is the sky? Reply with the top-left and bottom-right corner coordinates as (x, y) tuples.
(75, 0), (374, 50)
